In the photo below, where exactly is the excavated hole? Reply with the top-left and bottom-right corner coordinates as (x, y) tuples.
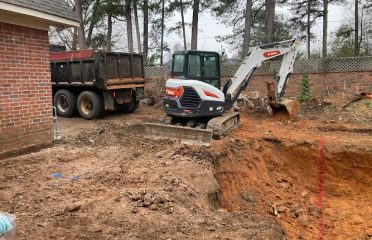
(211, 139), (372, 240)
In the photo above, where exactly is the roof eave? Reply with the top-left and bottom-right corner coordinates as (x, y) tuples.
(0, 2), (79, 27)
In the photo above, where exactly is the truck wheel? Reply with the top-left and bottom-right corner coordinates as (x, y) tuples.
(118, 95), (139, 113)
(77, 91), (103, 119)
(54, 89), (76, 118)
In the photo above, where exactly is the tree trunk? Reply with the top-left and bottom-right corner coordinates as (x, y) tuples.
(191, 0), (200, 50)
(243, 0), (253, 57)
(106, 14), (112, 51)
(125, 0), (134, 52)
(180, 0), (187, 50)
(133, 0), (142, 53)
(160, 0), (165, 65)
(322, 0), (328, 58)
(87, 0), (101, 46)
(359, 6), (363, 54)
(355, 0), (359, 55)
(265, 0), (275, 43)
(72, 27), (78, 50)
(306, 0), (311, 59)
(143, 0), (149, 65)
(75, 0), (87, 49)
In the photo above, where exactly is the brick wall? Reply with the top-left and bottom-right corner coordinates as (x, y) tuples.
(0, 22), (53, 159)
(222, 71), (372, 98)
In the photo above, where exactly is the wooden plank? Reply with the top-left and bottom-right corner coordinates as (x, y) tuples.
(106, 77), (145, 85)
(106, 84), (145, 90)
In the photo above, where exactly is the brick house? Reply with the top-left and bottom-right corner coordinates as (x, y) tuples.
(0, 1), (79, 158)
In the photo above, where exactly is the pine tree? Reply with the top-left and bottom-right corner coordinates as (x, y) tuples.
(299, 73), (311, 102)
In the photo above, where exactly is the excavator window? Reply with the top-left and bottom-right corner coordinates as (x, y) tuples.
(187, 54), (201, 77)
(203, 55), (218, 77)
(173, 54), (185, 73)
(171, 51), (221, 89)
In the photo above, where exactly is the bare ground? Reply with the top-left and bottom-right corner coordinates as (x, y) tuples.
(0, 98), (371, 240)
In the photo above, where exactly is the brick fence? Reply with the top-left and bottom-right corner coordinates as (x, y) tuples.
(144, 57), (372, 97)
(0, 23), (53, 159)
(242, 72), (371, 98)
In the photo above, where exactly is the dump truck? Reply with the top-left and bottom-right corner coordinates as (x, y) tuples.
(50, 49), (145, 119)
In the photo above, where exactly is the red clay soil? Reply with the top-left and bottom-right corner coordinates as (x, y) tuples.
(0, 99), (370, 240)
(214, 110), (372, 240)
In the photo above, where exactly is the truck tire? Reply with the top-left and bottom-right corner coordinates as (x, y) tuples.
(118, 94), (139, 113)
(77, 91), (103, 120)
(54, 89), (77, 118)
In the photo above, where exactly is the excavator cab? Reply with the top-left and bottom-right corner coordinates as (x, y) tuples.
(171, 50), (221, 89)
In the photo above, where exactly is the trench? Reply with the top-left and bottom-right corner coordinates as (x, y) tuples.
(213, 139), (372, 240)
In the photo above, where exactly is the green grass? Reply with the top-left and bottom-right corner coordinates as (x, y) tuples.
(365, 100), (372, 108)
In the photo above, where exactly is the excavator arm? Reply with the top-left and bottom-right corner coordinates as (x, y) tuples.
(224, 39), (299, 109)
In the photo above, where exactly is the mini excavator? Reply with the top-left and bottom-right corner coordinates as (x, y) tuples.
(144, 39), (300, 144)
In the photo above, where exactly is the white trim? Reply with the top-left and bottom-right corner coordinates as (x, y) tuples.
(0, 2), (79, 27)
(0, 10), (49, 30)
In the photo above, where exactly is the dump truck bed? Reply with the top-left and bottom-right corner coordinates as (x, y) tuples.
(50, 49), (145, 90)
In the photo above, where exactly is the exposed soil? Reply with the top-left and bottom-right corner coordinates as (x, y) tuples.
(0, 99), (371, 240)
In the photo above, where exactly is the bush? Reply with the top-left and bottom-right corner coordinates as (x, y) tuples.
(144, 77), (166, 106)
(299, 73), (311, 102)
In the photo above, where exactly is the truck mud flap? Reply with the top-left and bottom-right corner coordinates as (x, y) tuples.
(143, 123), (213, 145)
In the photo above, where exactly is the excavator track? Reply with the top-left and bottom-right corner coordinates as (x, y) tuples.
(207, 112), (240, 138)
(143, 112), (240, 145)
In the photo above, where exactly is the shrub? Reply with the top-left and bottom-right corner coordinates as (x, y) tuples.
(299, 73), (311, 102)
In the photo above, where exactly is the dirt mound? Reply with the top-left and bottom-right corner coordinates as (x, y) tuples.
(300, 98), (372, 123)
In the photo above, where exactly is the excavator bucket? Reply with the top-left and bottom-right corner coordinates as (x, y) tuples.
(265, 81), (300, 120)
(270, 99), (300, 120)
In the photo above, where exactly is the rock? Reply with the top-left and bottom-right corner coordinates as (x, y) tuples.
(171, 178), (180, 185)
(165, 203), (173, 214)
(205, 224), (217, 232)
(352, 215), (364, 225)
(308, 206), (321, 218)
(153, 196), (165, 204)
(293, 208), (305, 218)
(149, 204), (158, 211)
(131, 207), (139, 213)
(114, 195), (121, 202)
(131, 194), (141, 201)
(277, 206), (287, 213)
(300, 190), (309, 198)
(241, 192), (256, 203)
(298, 214), (309, 226)
(131, 152), (141, 159)
(143, 193), (153, 204)
(64, 204), (81, 213)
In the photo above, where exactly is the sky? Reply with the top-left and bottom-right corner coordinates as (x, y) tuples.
(106, 2), (355, 63)
(185, 4), (348, 54)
